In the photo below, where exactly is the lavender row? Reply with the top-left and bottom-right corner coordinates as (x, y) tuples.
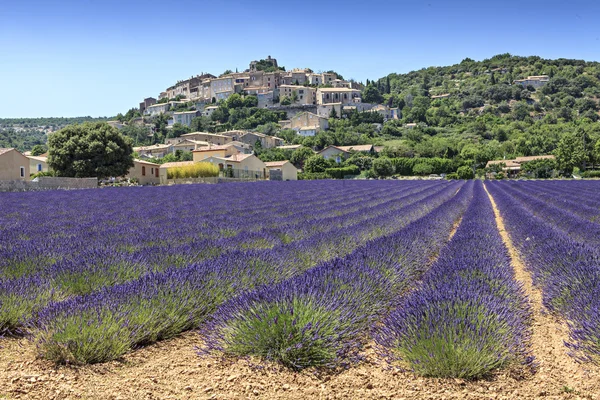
(487, 181), (600, 364)
(1, 182), (454, 335)
(492, 181), (600, 250)
(376, 181), (532, 378)
(0, 181), (436, 281)
(198, 182), (475, 370)
(503, 181), (600, 224)
(30, 182), (466, 364)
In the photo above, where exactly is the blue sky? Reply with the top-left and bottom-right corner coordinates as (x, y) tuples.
(1, 0), (599, 118)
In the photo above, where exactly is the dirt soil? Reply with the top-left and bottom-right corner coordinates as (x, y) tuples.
(1, 187), (599, 400)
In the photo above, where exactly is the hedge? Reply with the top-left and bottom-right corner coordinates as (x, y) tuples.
(325, 166), (360, 179)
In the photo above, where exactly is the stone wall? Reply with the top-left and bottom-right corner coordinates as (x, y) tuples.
(0, 177), (98, 192)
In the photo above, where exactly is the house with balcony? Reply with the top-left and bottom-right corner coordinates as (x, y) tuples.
(317, 88), (361, 105)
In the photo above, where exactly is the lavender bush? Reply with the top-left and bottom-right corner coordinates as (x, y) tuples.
(377, 182), (532, 378)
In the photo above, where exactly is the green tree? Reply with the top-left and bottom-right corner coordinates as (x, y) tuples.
(412, 162), (433, 176)
(243, 96), (258, 108)
(169, 123), (191, 138)
(290, 146), (315, 167)
(372, 157), (394, 177)
(48, 122), (134, 179)
(31, 144), (48, 156)
(555, 131), (588, 175)
(304, 155), (329, 173)
(362, 86), (384, 104)
(226, 94), (244, 109)
(521, 158), (557, 178)
(456, 166), (475, 179)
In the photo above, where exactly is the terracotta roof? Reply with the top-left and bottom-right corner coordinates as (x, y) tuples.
(192, 144), (235, 152)
(317, 88), (357, 92)
(336, 145), (373, 152)
(227, 153), (254, 162)
(133, 144), (172, 151)
(134, 159), (160, 166)
(486, 160), (521, 168)
(173, 110), (199, 115)
(181, 132), (228, 138)
(514, 155), (555, 163)
(265, 161), (290, 167)
(208, 153), (254, 163)
(27, 156), (48, 162)
(159, 161), (196, 169)
(276, 145), (302, 150)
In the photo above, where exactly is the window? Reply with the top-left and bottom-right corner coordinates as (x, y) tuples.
(37, 164), (42, 172)
(20, 167), (24, 177)
(151, 168), (154, 175)
(155, 168), (159, 177)
(142, 166), (146, 176)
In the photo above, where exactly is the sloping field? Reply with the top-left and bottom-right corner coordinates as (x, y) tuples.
(1, 180), (599, 399)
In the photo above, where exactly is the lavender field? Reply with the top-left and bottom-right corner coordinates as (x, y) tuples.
(1, 179), (599, 379)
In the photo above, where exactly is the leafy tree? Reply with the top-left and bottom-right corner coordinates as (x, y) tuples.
(521, 158), (557, 178)
(290, 147), (315, 167)
(31, 144), (48, 156)
(190, 116), (212, 132)
(243, 96), (258, 108)
(169, 123), (191, 138)
(304, 155), (329, 173)
(226, 94), (244, 109)
(412, 162), (433, 175)
(329, 107), (338, 119)
(48, 122), (134, 179)
(362, 86), (384, 104)
(121, 124), (152, 146)
(372, 157), (394, 177)
(554, 131), (588, 174)
(456, 166), (475, 179)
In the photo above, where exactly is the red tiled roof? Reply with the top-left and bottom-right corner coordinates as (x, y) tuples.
(265, 160), (289, 167)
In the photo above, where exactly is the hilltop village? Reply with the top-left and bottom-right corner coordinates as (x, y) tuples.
(4, 53), (600, 187)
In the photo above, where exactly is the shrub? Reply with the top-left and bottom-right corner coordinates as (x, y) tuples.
(325, 166), (360, 179)
(582, 170), (600, 178)
(412, 163), (433, 176)
(166, 162), (219, 179)
(304, 155), (329, 173)
(445, 173), (459, 180)
(456, 166), (474, 180)
(372, 158), (394, 177)
(298, 172), (331, 180)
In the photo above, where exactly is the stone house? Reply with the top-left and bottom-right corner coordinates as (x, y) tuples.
(126, 159), (160, 185)
(0, 148), (30, 180)
(265, 160), (298, 181)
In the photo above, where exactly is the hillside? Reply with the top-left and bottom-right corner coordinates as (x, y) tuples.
(363, 54), (600, 167)
(0, 117), (109, 151)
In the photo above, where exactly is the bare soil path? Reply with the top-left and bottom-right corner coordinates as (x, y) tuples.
(483, 182), (600, 398)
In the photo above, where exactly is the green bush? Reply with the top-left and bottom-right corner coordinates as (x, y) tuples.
(304, 155), (330, 173)
(372, 157), (395, 177)
(298, 172), (331, 180)
(325, 166), (360, 179)
(582, 170), (600, 178)
(456, 166), (475, 180)
(445, 173), (459, 180)
(412, 163), (433, 176)
(390, 157), (455, 176)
